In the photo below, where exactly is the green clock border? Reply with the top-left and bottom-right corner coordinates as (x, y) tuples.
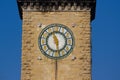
(38, 23), (75, 60)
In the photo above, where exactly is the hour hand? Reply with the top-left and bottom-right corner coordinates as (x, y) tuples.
(52, 33), (59, 50)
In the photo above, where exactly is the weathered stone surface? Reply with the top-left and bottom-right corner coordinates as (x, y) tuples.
(21, 12), (91, 80)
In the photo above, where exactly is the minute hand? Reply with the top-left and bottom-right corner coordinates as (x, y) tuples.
(53, 33), (59, 50)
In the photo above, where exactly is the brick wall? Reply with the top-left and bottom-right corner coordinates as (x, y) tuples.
(21, 12), (91, 80)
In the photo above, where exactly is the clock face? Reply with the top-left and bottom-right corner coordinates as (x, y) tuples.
(38, 23), (74, 60)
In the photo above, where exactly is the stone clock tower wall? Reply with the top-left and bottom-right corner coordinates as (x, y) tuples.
(17, 0), (96, 80)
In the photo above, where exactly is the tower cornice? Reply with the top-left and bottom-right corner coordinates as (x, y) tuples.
(17, 0), (96, 21)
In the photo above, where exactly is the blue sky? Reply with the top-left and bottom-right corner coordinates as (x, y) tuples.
(0, 0), (120, 80)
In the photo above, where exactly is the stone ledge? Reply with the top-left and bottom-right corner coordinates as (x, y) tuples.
(17, 0), (96, 20)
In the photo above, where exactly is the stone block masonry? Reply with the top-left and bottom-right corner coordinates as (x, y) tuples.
(21, 11), (91, 80)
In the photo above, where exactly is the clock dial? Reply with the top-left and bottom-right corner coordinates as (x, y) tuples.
(38, 23), (74, 59)
(47, 32), (66, 51)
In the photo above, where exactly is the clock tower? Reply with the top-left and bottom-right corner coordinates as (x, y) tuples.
(17, 0), (96, 80)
